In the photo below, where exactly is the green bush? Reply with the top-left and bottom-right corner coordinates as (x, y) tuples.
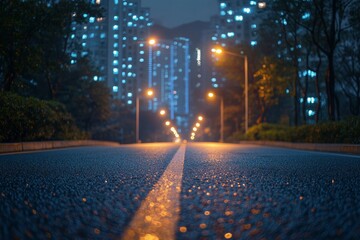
(0, 92), (87, 142)
(241, 117), (360, 144)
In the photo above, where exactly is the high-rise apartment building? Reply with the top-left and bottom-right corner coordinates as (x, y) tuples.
(200, 1), (267, 89)
(70, 0), (151, 106)
(148, 38), (190, 131)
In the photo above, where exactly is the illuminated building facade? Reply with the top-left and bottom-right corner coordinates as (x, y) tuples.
(149, 38), (190, 131)
(70, 0), (151, 106)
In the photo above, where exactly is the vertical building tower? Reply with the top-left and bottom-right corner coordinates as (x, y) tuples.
(200, 1), (267, 90)
(212, 0), (266, 47)
(70, 0), (151, 107)
(149, 38), (190, 132)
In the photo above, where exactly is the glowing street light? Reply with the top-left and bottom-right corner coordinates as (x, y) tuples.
(195, 122), (200, 128)
(211, 47), (223, 54)
(148, 38), (156, 45)
(165, 120), (171, 126)
(159, 109), (166, 116)
(198, 116), (204, 121)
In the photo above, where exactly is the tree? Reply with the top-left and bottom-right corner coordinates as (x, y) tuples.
(302, 0), (356, 120)
(253, 57), (292, 123)
(0, 0), (102, 97)
(57, 57), (110, 133)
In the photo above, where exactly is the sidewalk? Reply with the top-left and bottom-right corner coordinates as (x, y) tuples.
(242, 141), (360, 155)
(0, 140), (121, 154)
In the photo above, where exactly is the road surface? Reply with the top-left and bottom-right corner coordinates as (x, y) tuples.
(1, 143), (359, 239)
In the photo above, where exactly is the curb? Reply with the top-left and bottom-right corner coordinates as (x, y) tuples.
(241, 141), (360, 155)
(0, 140), (121, 154)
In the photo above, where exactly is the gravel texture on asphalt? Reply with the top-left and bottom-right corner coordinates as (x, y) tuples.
(0, 144), (178, 239)
(177, 143), (360, 240)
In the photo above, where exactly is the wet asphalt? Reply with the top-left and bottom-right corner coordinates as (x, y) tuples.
(0, 142), (359, 239)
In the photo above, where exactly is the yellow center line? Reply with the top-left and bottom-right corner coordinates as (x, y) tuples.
(121, 144), (186, 240)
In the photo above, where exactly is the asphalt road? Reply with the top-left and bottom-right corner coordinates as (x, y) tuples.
(0, 143), (359, 239)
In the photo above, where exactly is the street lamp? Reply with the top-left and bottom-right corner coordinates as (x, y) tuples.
(211, 47), (249, 133)
(136, 88), (154, 143)
(159, 109), (166, 116)
(207, 91), (224, 143)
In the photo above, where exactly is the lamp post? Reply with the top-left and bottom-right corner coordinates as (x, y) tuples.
(208, 91), (224, 143)
(211, 47), (248, 133)
(136, 89), (154, 143)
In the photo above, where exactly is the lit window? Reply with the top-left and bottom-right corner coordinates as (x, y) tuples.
(114, 16), (119, 21)
(220, 2), (226, 9)
(83, 13), (88, 18)
(139, 50), (144, 54)
(127, 100), (132, 105)
(114, 0), (118, 4)
(227, 10), (233, 15)
(251, 41), (257, 46)
(89, 17), (95, 23)
(113, 25), (119, 30)
(127, 72), (132, 77)
(113, 60), (119, 66)
(139, 43), (144, 47)
(100, 33), (106, 39)
(250, 1), (256, 5)
(212, 36), (217, 41)
(221, 34), (227, 39)
(113, 50), (119, 57)
(251, 24), (257, 29)
(114, 43), (118, 48)
(82, 34), (87, 40)
(243, 8), (251, 13)
(113, 68), (119, 74)
(133, 36), (138, 41)
(113, 86), (118, 92)
(220, 11), (226, 16)
(93, 76), (98, 81)
(258, 2), (266, 8)
(127, 22), (133, 27)
(235, 15), (243, 21)
(122, 64), (126, 69)
(302, 12), (310, 19)
(227, 32), (235, 37)
(114, 34), (119, 39)
(127, 92), (133, 97)
(133, 15), (138, 20)
(82, 42), (86, 47)
(127, 64), (132, 69)
(127, 57), (133, 61)
(139, 58), (144, 62)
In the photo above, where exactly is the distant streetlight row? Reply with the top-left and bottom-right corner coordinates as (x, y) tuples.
(190, 115), (204, 141)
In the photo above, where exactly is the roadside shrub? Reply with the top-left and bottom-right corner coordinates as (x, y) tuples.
(241, 117), (360, 144)
(0, 92), (87, 142)
(245, 123), (292, 141)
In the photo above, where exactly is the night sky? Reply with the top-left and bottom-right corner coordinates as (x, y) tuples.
(142, 0), (218, 28)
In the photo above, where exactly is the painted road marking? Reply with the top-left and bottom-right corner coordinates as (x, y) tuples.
(121, 144), (186, 240)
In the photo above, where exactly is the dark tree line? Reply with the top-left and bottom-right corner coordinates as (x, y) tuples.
(213, 0), (360, 140)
